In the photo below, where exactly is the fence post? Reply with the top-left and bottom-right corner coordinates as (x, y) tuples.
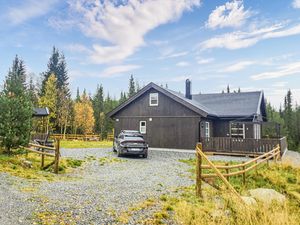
(225, 163), (229, 181)
(242, 161), (246, 186)
(196, 143), (202, 198)
(41, 148), (45, 168)
(54, 139), (60, 174)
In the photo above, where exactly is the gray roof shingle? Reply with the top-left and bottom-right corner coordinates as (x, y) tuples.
(191, 91), (262, 117)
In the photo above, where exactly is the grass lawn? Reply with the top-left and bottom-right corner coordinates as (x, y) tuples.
(0, 149), (83, 180)
(60, 140), (113, 149)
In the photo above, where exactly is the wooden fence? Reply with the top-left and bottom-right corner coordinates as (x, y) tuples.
(196, 143), (281, 198)
(31, 133), (115, 142)
(20, 140), (60, 174)
(201, 137), (287, 155)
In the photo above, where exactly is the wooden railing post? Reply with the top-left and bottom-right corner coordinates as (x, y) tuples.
(196, 143), (202, 198)
(54, 139), (60, 174)
(225, 163), (229, 181)
(242, 161), (246, 186)
(41, 148), (45, 168)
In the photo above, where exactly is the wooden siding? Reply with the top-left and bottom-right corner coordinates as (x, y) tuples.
(113, 88), (201, 149)
(114, 88), (200, 118)
(115, 117), (200, 149)
(213, 120), (255, 139)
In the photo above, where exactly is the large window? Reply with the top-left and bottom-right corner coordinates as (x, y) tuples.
(149, 93), (158, 106)
(230, 123), (245, 139)
(205, 122), (210, 138)
(140, 121), (146, 134)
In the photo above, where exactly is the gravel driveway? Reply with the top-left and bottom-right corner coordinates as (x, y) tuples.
(0, 148), (196, 225)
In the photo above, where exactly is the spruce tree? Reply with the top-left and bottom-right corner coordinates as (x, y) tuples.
(92, 84), (104, 133)
(227, 85), (230, 93)
(0, 56), (32, 153)
(76, 87), (81, 102)
(128, 75), (136, 98)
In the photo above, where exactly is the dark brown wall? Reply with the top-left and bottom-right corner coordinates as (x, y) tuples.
(114, 89), (200, 118)
(213, 120), (255, 138)
(113, 88), (201, 149)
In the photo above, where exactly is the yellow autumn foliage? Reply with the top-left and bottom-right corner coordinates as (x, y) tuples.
(74, 92), (95, 134)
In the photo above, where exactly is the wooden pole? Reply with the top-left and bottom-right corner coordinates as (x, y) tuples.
(41, 148), (45, 168)
(197, 144), (242, 200)
(242, 162), (246, 186)
(54, 139), (60, 174)
(225, 163), (229, 181)
(196, 143), (202, 197)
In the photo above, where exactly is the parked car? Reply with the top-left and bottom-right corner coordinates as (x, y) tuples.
(113, 130), (148, 158)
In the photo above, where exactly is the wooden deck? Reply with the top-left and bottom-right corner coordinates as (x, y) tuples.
(201, 137), (287, 155)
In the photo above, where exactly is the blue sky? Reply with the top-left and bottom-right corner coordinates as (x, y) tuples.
(0, 0), (300, 107)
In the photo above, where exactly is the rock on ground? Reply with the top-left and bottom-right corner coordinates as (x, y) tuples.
(249, 188), (286, 205)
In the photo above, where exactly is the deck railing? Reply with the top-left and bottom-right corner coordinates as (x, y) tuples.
(201, 136), (287, 155)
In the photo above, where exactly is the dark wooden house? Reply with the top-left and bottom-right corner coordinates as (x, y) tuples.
(108, 80), (268, 150)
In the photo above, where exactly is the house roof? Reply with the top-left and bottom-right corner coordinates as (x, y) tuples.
(192, 91), (264, 118)
(33, 107), (49, 117)
(107, 82), (265, 120)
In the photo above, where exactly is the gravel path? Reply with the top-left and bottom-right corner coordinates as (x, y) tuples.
(0, 148), (250, 224)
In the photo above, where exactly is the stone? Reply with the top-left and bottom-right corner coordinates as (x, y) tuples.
(241, 196), (257, 206)
(249, 188), (286, 205)
(21, 159), (32, 168)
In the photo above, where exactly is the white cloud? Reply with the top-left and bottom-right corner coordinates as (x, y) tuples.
(101, 65), (141, 77)
(251, 61), (300, 80)
(176, 61), (190, 67)
(222, 60), (255, 72)
(65, 44), (91, 53)
(272, 82), (288, 88)
(160, 51), (189, 59)
(197, 58), (214, 64)
(200, 22), (300, 50)
(6, 0), (58, 25)
(293, 0), (300, 8)
(57, 0), (201, 64)
(206, 0), (251, 29)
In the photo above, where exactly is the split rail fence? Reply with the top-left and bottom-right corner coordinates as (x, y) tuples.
(196, 142), (281, 199)
(20, 139), (60, 174)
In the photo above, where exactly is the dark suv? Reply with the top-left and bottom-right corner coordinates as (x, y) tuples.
(113, 130), (148, 158)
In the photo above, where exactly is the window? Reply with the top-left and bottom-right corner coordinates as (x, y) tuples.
(149, 93), (158, 106)
(230, 123), (245, 139)
(254, 124), (261, 139)
(140, 121), (146, 134)
(205, 122), (210, 138)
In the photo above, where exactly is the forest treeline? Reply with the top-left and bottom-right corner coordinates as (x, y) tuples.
(0, 47), (140, 152)
(0, 47), (299, 152)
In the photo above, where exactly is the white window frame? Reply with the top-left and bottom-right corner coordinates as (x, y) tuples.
(149, 93), (159, 106)
(139, 121), (147, 134)
(230, 123), (245, 139)
(205, 122), (210, 138)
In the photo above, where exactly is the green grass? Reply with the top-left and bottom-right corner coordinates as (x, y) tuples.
(0, 149), (84, 181)
(60, 140), (113, 149)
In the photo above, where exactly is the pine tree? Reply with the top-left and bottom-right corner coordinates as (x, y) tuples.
(76, 87), (81, 102)
(283, 90), (295, 148)
(39, 74), (58, 132)
(128, 75), (136, 98)
(136, 79), (141, 92)
(92, 84), (104, 134)
(238, 87), (241, 93)
(0, 56), (32, 153)
(41, 46), (70, 94)
(227, 85), (230, 93)
(57, 87), (72, 136)
(28, 76), (38, 106)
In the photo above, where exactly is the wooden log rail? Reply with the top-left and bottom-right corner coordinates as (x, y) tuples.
(19, 139), (60, 174)
(196, 143), (280, 198)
